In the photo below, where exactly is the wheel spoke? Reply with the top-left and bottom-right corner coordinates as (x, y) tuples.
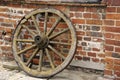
(22, 25), (36, 36)
(38, 50), (44, 71)
(31, 15), (41, 35)
(44, 12), (48, 34)
(48, 45), (65, 60)
(21, 19), (27, 24)
(50, 41), (71, 45)
(45, 48), (55, 69)
(49, 28), (69, 39)
(26, 47), (40, 66)
(15, 39), (34, 43)
(47, 17), (61, 36)
(18, 44), (36, 55)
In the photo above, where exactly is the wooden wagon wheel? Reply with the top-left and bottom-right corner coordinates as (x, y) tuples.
(12, 8), (77, 78)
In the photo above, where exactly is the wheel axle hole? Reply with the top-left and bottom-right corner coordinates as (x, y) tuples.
(37, 38), (40, 41)
(35, 36), (41, 43)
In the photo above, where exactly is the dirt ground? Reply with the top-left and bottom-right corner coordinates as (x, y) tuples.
(0, 61), (114, 80)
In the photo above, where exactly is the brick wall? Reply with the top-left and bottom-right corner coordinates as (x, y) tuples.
(103, 0), (120, 79)
(0, 0), (120, 79)
(0, 4), (33, 60)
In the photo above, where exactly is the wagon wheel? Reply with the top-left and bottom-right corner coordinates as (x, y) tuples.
(12, 8), (77, 78)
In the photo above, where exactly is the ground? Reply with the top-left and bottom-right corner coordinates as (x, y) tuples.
(0, 60), (114, 80)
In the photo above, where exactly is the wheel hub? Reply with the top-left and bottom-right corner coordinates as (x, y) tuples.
(34, 34), (49, 49)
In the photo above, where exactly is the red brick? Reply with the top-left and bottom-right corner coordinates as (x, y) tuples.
(75, 56), (82, 60)
(105, 27), (120, 33)
(16, 4), (37, 9)
(104, 20), (115, 26)
(77, 46), (82, 51)
(4, 19), (16, 24)
(72, 19), (85, 24)
(107, 33), (120, 40)
(105, 39), (115, 45)
(86, 8), (98, 12)
(116, 21), (120, 26)
(0, 7), (9, 12)
(115, 47), (120, 53)
(46, 23), (52, 28)
(70, 7), (84, 12)
(7, 53), (14, 60)
(83, 13), (91, 18)
(0, 26), (5, 31)
(0, 13), (9, 18)
(105, 0), (112, 6)
(75, 12), (82, 17)
(5, 28), (12, 33)
(115, 71), (120, 77)
(104, 33), (114, 39)
(115, 41), (120, 46)
(5, 37), (12, 42)
(57, 23), (68, 28)
(86, 20), (102, 25)
(0, 18), (3, 22)
(98, 54), (105, 58)
(76, 31), (85, 35)
(114, 59), (120, 65)
(54, 6), (67, 12)
(1, 46), (11, 51)
(92, 38), (103, 42)
(2, 52), (13, 60)
(92, 48), (100, 52)
(106, 7), (116, 12)
(88, 52), (96, 57)
(92, 13), (101, 19)
(11, 15), (23, 19)
(105, 64), (113, 70)
(0, 41), (3, 45)
(115, 78), (120, 80)
(106, 13), (120, 20)
(104, 70), (113, 76)
(79, 51), (86, 56)
(105, 57), (114, 64)
(47, 19), (56, 26)
(114, 65), (120, 71)
(117, 7), (120, 13)
(92, 58), (99, 62)
(0, 53), (3, 57)
(1, 23), (12, 27)
(70, 13), (74, 17)
(54, 60), (63, 66)
(111, 0), (120, 6)
(77, 36), (82, 41)
(105, 51), (112, 57)
(105, 45), (114, 51)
